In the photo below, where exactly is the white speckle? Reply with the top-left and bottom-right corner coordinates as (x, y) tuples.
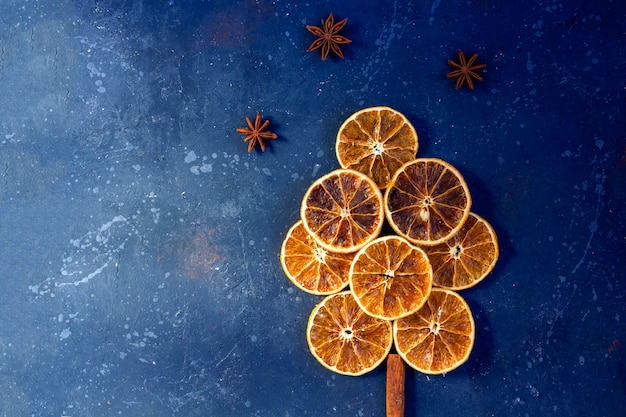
(150, 208), (160, 224)
(59, 328), (71, 339)
(579, 356), (585, 365)
(262, 167), (272, 176)
(250, 335), (257, 342)
(200, 163), (212, 173)
(184, 150), (198, 163)
(190, 166), (200, 175)
(429, 0), (441, 25)
(526, 53), (534, 72)
(244, 400), (251, 408)
(86, 62), (102, 77)
(119, 352), (127, 359)
(595, 139), (604, 149)
(311, 163), (321, 178)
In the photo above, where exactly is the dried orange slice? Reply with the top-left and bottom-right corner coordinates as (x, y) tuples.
(301, 169), (384, 253)
(307, 291), (393, 376)
(336, 106), (418, 189)
(422, 213), (499, 290)
(393, 288), (475, 374)
(350, 236), (432, 320)
(384, 158), (471, 246)
(280, 220), (354, 295)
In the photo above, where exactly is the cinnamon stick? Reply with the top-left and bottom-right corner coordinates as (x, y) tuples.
(386, 354), (405, 417)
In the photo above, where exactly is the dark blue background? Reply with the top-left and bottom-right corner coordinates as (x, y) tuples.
(0, 0), (624, 416)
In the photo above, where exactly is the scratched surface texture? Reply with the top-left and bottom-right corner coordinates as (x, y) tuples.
(0, 1), (624, 416)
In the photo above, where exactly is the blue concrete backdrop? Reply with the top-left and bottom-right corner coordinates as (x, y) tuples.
(0, 0), (624, 416)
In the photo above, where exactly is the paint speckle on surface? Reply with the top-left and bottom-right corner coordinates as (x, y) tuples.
(59, 328), (71, 339)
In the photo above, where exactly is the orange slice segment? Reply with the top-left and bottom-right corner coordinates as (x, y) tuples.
(301, 169), (384, 253)
(393, 288), (475, 374)
(307, 291), (393, 376)
(350, 236), (432, 320)
(280, 220), (354, 295)
(422, 213), (499, 290)
(384, 158), (471, 246)
(336, 106), (419, 189)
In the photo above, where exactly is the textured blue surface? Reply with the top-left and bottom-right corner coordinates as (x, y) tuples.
(0, 1), (625, 416)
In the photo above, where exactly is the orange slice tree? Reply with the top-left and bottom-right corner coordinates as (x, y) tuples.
(279, 106), (500, 409)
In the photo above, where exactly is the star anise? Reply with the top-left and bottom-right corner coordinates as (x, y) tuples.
(306, 13), (352, 60)
(446, 50), (487, 90)
(236, 112), (278, 153)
